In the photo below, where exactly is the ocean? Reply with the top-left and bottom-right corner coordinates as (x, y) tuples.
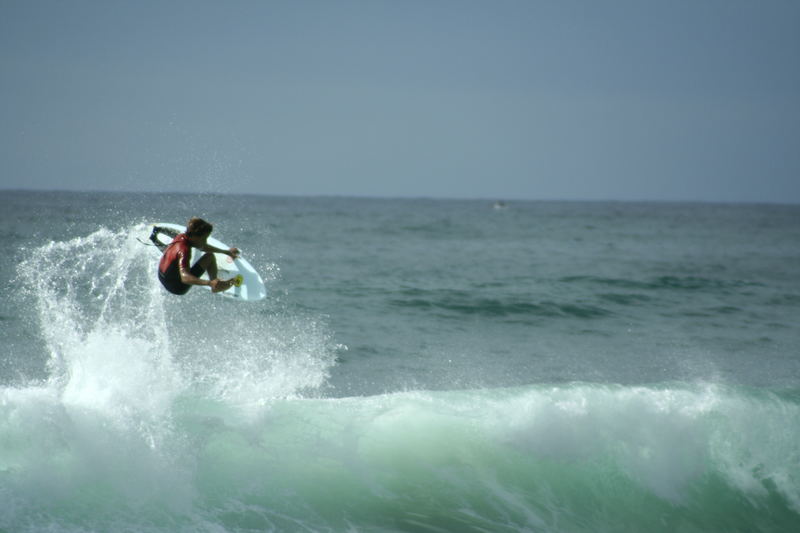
(1, 190), (798, 532)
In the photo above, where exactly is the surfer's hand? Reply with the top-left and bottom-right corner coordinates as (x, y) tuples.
(210, 278), (232, 293)
(228, 247), (240, 259)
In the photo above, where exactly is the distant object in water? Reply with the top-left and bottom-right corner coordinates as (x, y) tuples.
(493, 200), (508, 210)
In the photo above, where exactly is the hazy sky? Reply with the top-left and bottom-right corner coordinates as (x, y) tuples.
(2, 0), (798, 202)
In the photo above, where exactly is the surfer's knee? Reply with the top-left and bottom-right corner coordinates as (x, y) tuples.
(198, 252), (215, 267)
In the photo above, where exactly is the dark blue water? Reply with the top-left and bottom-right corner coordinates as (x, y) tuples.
(1, 191), (799, 532)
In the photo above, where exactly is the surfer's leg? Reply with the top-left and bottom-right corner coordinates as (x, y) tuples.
(194, 253), (233, 291)
(195, 252), (219, 280)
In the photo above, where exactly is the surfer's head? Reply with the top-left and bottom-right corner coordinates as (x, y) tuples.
(186, 217), (213, 238)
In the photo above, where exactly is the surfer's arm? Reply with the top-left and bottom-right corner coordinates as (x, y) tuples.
(175, 249), (214, 287)
(199, 243), (240, 259)
(177, 262), (212, 287)
(177, 264), (231, 292)
(178, 265), (208, 286)
(176, 248), (233, 292)
(180, 268), (233, 292)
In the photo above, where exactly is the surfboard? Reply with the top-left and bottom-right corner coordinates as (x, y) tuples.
(147, 222), (267, 302)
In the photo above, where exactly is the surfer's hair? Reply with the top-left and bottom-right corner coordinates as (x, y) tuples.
(186, 217), (213, 237)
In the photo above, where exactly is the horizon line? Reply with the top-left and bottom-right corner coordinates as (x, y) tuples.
(1, 187), (798, 207)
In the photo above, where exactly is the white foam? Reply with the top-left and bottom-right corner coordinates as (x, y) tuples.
(14, 223), (338, 422)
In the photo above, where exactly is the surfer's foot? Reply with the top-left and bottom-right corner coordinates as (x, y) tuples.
(210, 278), (233, 293)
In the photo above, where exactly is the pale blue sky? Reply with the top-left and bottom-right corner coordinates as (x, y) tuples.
(1, 0), (798, 202)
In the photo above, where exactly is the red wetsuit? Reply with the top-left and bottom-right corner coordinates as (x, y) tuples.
(158, 233), (205, 294)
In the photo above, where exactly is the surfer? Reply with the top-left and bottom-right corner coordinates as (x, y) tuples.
(157, 217), (240, 295)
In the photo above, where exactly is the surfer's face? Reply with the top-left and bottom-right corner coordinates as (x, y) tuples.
(188, 233), (209, 247)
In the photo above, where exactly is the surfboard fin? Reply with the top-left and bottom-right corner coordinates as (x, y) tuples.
(148, 225), (180, 252)
(148, 226), (163, 250)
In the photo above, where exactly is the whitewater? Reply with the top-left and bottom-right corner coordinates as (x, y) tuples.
(1, 191), (799, 532)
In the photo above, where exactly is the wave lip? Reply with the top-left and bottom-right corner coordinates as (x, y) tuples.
(5, 382), (798, 532)
(186, 383), (800, 532)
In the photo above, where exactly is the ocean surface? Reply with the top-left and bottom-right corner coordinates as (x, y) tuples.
(1, 190), (799, 532)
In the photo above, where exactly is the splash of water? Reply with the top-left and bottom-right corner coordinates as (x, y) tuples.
(13, 224), (337, 425)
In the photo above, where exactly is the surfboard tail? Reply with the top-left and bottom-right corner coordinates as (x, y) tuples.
(149, 225), (180, 252)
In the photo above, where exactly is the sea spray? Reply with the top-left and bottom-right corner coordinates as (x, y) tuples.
(14, 224), (337, 407)
(15, 227), (180, 433)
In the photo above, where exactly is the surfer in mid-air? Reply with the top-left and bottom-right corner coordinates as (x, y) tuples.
(157, 217), (240, 295)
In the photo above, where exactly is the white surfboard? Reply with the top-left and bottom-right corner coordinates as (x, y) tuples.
(147, 222), (267, 302)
